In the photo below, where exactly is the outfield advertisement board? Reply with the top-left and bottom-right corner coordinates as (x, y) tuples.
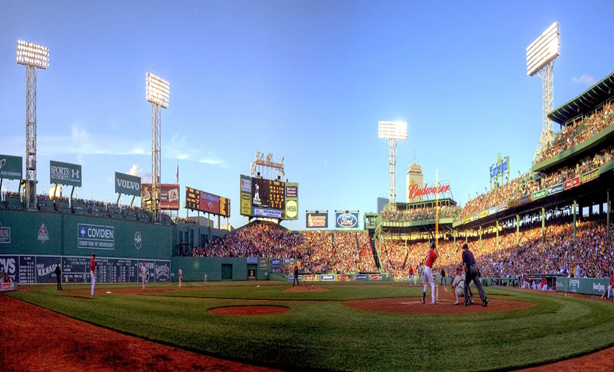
(0, 226), (10, 244)
(564, 176), (580, 190)
(50, 160), (82, 187)
(184, 187), (230, 217)
(142, 184), (180, 210)
(306, 211), (328, 229)
(0, 154), (22, 180)
(548, 183), (564, 196)
(0, 254), (171, 284)
(254, 208), (282, 218)
(115, 172), (141, 196)
(335, 211), (359, 229)
(285, 183), (299, 221)
(78, 224), (115, 250)
(581, 169), (599, 184)
(531, 189), (547, 201)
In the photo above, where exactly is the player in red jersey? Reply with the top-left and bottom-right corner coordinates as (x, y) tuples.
(422, 241), (438, 304)
(90, 253), (96, 298)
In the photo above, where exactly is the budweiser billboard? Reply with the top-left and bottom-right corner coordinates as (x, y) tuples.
(408, 183), (451, 200)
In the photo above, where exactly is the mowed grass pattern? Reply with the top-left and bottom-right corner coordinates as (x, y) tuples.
(9, 282), (614, 372)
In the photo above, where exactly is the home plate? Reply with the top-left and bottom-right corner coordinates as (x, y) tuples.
(106, 291), (112, 294)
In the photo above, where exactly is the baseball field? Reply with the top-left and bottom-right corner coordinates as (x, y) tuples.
(4, 281), (614, 372)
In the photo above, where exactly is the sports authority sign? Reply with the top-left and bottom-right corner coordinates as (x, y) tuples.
(0, 154), (22, 180)
(78, 224), (115, 250)
(50, 160), (82, 187)
(115, 172), (141, 196)
(407, 183), (451, 200)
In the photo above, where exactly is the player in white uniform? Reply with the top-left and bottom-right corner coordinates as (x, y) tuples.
(141, 261), (148, 290)
(178, 265), (183, 288)
(451, 266), (473, 305)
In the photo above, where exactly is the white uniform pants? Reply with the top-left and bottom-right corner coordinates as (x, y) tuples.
(423, 266), (435, 303)
(90, 270), (96, 297)
(179, 277), (182, 288)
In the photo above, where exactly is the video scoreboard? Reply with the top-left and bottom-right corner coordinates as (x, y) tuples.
(185, 187), (230, 217)
(240, 175), (298, 220)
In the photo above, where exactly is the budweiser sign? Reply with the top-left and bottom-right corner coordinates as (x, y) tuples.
(408, 183), (450, 199)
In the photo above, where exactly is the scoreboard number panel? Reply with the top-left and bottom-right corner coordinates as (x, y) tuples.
(185, 187), (200, 211)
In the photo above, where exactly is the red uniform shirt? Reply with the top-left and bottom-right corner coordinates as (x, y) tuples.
(90, 257), (96, 273)
(425, 249), (437, 268)
(409, 267), (414, 275)
(610, 275), (614, 286)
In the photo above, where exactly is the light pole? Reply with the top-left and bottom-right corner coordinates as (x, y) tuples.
(146, 73), (169, 222)
(378, 121), (408, 211)
(527, 22), (560, 164)
(16, 40), (49, 209)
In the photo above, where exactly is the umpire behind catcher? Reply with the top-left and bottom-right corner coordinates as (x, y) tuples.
(462, 243), (488, 307)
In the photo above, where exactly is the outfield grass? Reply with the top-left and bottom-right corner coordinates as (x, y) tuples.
(9, 282), (614, 372)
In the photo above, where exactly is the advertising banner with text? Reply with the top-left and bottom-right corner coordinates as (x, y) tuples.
(306, 212), (328, 229)
(285, 182), (299, 221)
(141, 183), (180, 210)
(50, 160), (82, 187)
(115, 172), (141, 196)
(335, 211), (359, 229)
(0, 154), (22, 180)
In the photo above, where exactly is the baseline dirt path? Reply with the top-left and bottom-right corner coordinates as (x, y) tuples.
(2, 290), (614, 372)
(0, 295), (281, 372)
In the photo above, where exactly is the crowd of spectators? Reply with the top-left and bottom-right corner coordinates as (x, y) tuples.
(195, 222), (379, 274)
(381, 216), (614, 281)
(535, 102), (614, 164)
(381, 205), (459, 222)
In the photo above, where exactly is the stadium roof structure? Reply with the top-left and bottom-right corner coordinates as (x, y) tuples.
(548, 71), (614, 125)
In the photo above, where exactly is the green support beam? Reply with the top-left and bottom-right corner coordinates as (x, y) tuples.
(573, 200), (577, 242)
(541, 207), (545, 244)
(516, 214), (520, 244)
(608, 190), (611, 235)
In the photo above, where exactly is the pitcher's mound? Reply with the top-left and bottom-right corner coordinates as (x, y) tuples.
(284, 286), (329, 292)
(208, 305), (290, 316)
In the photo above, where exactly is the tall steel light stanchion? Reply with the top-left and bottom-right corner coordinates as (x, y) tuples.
(527, 22), (560, 164)
(378, 121), (408, 211)
(16, 40), (49, 210)
(146, 73), (170, 223)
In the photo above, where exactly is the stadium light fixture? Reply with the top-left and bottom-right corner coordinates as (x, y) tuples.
(526, 22), (560, 77)
(16, 40), (49, 69)
(16, 40), (49, 210)
(146, 72), (169, 223)
(146, 73), (170, 108)
(527, 22), (560, 164)
(378, 121), (408, 210)
(378, 121), (408, 141)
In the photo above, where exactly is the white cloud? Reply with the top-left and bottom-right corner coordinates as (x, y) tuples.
(141, 173), (152, 183)
(128, 164), (143, 176)
(572, 74), (596, 86)
(3, 125), (230, 169)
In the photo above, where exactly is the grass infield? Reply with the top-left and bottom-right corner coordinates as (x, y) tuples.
(9, 282), (614, 372)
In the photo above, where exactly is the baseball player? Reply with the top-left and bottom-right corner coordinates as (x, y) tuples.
(140, 261), (148, 290)
(90, 253), (96, 298)
(178, 265), (183, 288)
(601, 272), (614, 301)
(422, 241), (438, 304)
(451, 265), (473, 305)
(408, 266), (417, 286)
(462, 243), (488, 307)
(540, 277), (548, 291)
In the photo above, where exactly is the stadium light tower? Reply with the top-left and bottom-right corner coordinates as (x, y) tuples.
(146, 72), (170, 223)
(16, 40), (49, 210)
(378, 121), (408, 210)
(527, 22), (560, 164)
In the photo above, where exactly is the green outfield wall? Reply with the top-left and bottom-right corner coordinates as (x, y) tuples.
(556, 277), (610, 296)
(0, 210), (174, 259)
(171, 256), (270, 281)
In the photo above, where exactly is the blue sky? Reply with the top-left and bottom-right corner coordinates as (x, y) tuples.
(1, 0), (613, 230)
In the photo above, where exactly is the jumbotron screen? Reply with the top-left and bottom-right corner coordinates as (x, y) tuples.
(240, 175), (297, 219)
